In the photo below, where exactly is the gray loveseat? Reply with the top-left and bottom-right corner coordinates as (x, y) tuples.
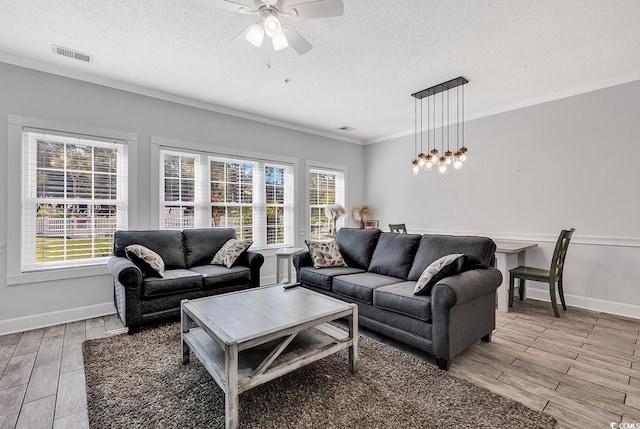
(293, 228), (502, 370)
(108, 228), (264, 331)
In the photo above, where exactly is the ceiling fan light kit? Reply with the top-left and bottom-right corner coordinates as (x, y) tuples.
(202, 0), (344, 55)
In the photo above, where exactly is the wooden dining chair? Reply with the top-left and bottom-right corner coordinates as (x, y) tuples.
(389, 223), (407, 234)
(509, 228), (575, 317)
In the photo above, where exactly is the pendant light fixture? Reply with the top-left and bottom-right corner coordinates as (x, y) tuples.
(410, 77), (469, 175)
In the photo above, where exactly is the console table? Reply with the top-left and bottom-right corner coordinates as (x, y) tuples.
(494, 241), (538, 312)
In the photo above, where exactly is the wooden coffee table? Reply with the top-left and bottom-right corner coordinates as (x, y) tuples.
(180, 285), (358, 429)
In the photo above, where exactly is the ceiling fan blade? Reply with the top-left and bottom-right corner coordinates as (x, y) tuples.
(281, 0), (343, 19)
(282, 25), (313, 55)
(190, 0), (261, 14)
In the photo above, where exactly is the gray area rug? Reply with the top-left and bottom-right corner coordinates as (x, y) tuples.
(83, 322), (556, 428)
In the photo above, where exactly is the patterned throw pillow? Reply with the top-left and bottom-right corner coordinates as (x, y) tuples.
(305, 240), (347, 269)
(125, 244), (165, 278)
(211, 239), (252, 268)
(414, 253), (465, 295)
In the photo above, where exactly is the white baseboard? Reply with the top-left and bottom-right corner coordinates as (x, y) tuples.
(261, 274), (278, 285)
(1, 277), (282, 335)
(0, 302), (116, 336)
(526, 289), (640, 320)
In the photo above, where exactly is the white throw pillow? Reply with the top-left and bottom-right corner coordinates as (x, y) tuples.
(305, 240), (347, 269)
(125, 244), (165, 278)
(211, 239), (252, 268)
(414, 253), (465, 295)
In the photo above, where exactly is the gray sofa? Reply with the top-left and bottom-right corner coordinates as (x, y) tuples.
(293, 228), (502, 370)
(108, 228), (264, 331)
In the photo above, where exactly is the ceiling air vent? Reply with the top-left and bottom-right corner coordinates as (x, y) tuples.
(338, 126), (354, 132)
(52, 45), (93, 63)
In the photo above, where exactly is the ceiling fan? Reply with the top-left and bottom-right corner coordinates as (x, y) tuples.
(195, 0), (344, 55)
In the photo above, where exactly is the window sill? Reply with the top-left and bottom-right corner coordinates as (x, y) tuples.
(7, 264), (110, 285)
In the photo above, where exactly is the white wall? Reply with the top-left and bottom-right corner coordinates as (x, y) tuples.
(0, 62), (365, 334)
(364, 80), (640, 318)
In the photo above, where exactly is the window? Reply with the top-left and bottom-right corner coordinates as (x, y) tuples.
(265, 165), (290, 245)
(309, 168), (345, 241)
(159, 149), (294, 248)
(22, 130), (128, 271)
(162, 152), (197, 229)
(210, 158), (256, 241)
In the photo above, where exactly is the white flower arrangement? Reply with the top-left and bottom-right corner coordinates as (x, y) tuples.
(353, 204), (371, 228)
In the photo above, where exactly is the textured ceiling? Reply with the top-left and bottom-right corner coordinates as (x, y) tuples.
(1, 0), (640, 143)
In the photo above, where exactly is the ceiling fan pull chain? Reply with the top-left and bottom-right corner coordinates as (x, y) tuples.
(265, 37), (271, 69)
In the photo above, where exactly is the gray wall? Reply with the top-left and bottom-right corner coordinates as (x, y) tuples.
(365, 80), (640, 317)
(0, 62), (365, 333)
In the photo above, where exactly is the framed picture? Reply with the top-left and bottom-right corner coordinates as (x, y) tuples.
(364, 220), (379, 229)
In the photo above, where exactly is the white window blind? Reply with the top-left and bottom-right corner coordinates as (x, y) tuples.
(309, 167), (345, 241)
(22, 129), (128, 271)
(160, 150), (200, 230)
(159, 149), (294, 248)
(210, 157), (257, 241)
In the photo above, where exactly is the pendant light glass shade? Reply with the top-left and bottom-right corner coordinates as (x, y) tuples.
(438, 157), (447, 174)
(459, 147), (468, 162)
(444, 150), (453, 165)
(424, 159), (433, 171)
(412, 159), (420, 175)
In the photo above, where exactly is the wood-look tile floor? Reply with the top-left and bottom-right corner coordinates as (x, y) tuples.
(1, 300), (639, 428)
(0, 315), (124, 429)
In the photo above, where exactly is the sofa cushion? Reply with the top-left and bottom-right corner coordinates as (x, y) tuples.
(369, 233), (421, 280)
(211, 239), (252, 268)
(333, 273), (403, 304)
(414, 254), (465, 295)
(189, 265), (251, 289)
(300, 266), (365, 290)
(374, 282), (433, 322)
(142, 269), (203, 298)
(125, 244), (165, 278)
(408, 235), (497, 281)
(183, 228), (237, 268)
(114, 230), (186, 270)
(336, 228), (381, 270)
(305, 240), (347, 268)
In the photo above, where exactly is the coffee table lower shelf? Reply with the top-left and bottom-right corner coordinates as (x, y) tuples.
(183, 323), (353, 394)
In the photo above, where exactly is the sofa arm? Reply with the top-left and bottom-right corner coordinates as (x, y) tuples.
(292, 250), (312, 282)
(430, 267), (502, 363)
(107, 256), (143, 290)
(245, 250), (264, 287)
(431, 267), (502, 309)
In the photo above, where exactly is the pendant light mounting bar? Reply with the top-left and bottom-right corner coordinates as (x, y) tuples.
(411, 76), (468, 100)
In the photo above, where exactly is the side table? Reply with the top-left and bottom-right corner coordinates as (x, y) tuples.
(276, 247), (304, 284)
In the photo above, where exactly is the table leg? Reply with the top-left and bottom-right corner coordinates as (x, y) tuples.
(287, 256), (292, 284)
(495, 253), (509, 312)
(225, 342), (239, 429)
(517, 251), (526, 300)
(276, 255), (281, 284)
(181, 300), (190, 364)
(348, 305), (358, 373)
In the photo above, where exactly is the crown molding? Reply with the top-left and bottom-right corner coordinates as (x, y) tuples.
(365, 71), (640, 145)
(0, 52), (365, 146)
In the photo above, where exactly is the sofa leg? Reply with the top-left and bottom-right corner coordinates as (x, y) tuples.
(435, 356), (451, 371)
(481, 332), (492, 342)
(127, 325), (140, 335)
